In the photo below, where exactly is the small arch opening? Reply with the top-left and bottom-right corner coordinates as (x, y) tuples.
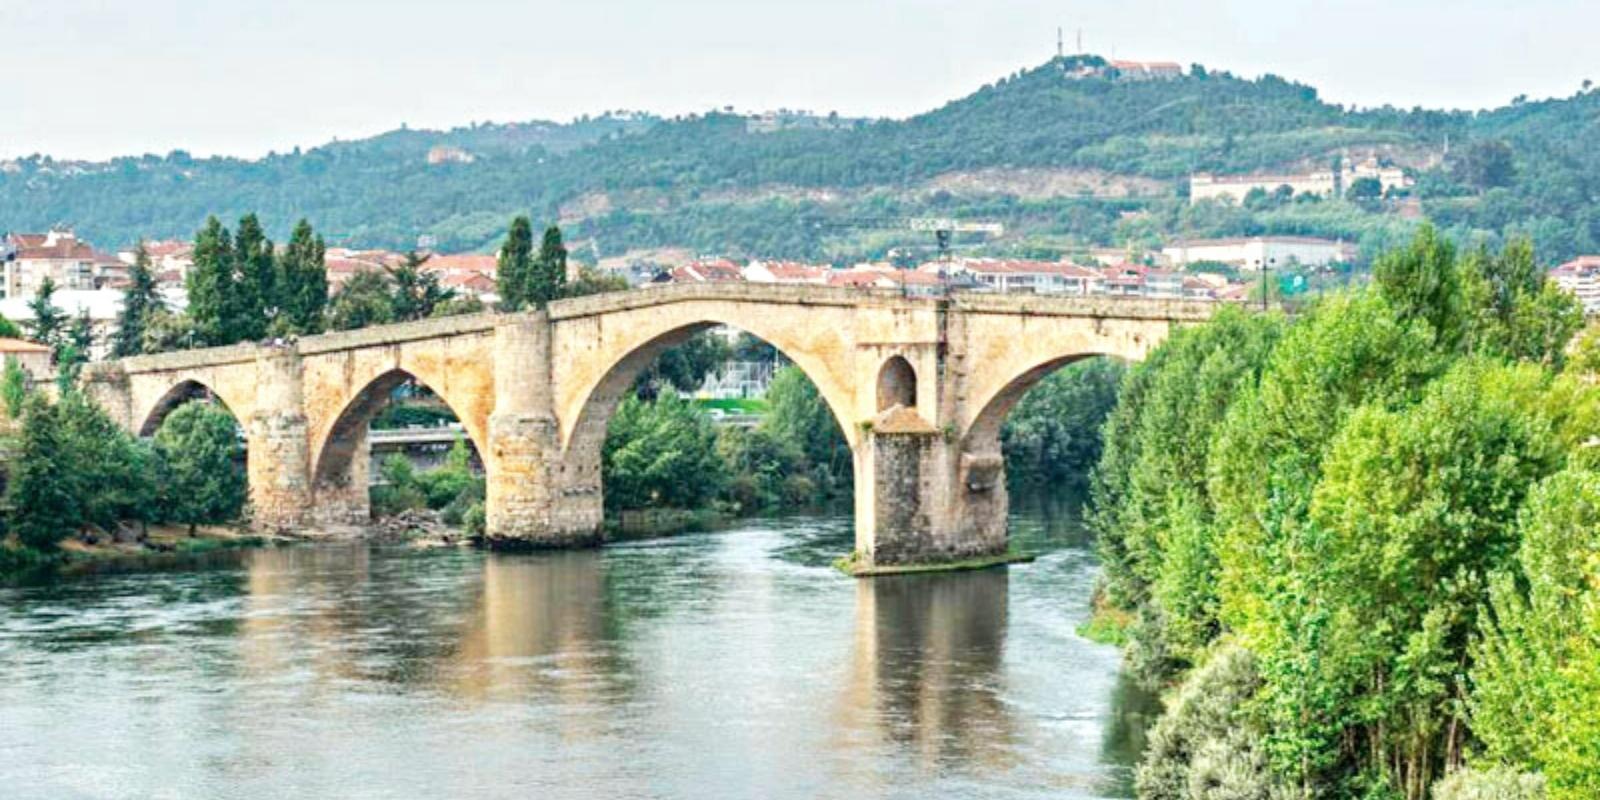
(876, 355), (917, 412)
(313, 369), (484, 525)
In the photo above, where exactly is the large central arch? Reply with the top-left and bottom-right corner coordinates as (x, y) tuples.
(554, 299), (867, 461)
(557, 319), (861, 521)
(308, 367), (489, 524)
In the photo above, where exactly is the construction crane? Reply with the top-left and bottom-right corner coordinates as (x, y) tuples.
(804, 216), (1006, 295)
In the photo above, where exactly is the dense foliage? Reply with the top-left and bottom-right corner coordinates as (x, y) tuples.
(601, 366), (852, 517)
(1, 390), (246, 571)
(1001, 358), (1125, 494)
(1087, 225), (1596, 799)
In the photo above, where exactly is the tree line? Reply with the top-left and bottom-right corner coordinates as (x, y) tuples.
(1086, 224), (1596, 799)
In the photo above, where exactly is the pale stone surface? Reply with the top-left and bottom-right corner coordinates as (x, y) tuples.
(84, 285), (1211, 563)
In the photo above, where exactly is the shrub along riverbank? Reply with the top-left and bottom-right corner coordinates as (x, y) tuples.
(1086, 224), (1598, 799)
(0, 391), (248, 576)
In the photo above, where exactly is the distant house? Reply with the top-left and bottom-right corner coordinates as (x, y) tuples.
(3, 228), (125, 297)
(743, 260), (831, 284)
(1102, 263), (1148, 297)
(827, 265), (943, 296)
(659, 259), (745, 284)
(426, 145), (475, 165)
(1162, 236), (1356, 270)
(943, 258), (1104, 295)
(1551, 256), (1600, 315)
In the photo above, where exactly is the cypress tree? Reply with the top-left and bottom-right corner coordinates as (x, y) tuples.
(496, 215), (535, 311)
(187, 216), (233, 345)
(532, 225), (569, 307)
(113, 242), (162, 357)
(231, 213), (273, 341)
(276, 218), (327, 334)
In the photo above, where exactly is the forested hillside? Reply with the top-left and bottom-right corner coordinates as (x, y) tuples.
(4, 55), (1597, 263)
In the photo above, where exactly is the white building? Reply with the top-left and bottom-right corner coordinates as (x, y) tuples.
(3, 229), (126, 298)
(0, 288), (126, 360)
(941, 259), (1105, 295)
(1162, 236), (1357, 270)
(1189, 157), (1412, 205)
(742, 260), (831, 284)
(1551, 256), (1600, 316)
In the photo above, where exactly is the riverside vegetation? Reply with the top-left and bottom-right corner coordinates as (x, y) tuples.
(1085, 224), (1599, 799)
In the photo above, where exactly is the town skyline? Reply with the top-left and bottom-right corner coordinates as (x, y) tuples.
(5, 0), (1598, 161)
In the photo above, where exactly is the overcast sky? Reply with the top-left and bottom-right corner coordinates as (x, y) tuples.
(3, 0), (1596, 161)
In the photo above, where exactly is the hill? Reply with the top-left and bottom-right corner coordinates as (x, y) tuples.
(2, 56), (1597, 264)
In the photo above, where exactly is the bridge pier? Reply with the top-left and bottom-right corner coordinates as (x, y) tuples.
(856, 422), (1008, 569)
(248, 348), (313, 532)
(482, 316), (603, 549)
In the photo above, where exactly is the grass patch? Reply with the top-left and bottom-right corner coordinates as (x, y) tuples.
(1077, 603), (1134, 646)
(695, 398), (769, 414)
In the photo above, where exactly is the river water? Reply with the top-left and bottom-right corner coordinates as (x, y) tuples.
(0, 504), (1156, 800)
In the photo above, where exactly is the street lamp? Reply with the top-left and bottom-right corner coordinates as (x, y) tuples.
(1257, 256), (1276, 311)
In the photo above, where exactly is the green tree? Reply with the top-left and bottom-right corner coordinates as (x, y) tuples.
(112, 242), (163, 357)
(1001, 357), (1125, 493)
(531, 225), (568, 307)
(6, 396), (82, 550)
(25, 276), (67, 356)
(716, 425), (808, 512)
(602, 392), (726, 511)
(1373, 222), (1463, 348)
(151, 402), (246, 533)
(388, 251), (454, 321)
(2, 356), (27, 419)
(275, 218), (328, 335)
(57, 390), (154, 530)
(634, 332), (732, 399)
(762, 366), (852, 498)
(0, 313), (21, 339)
(231, 213), (274, 339)
(495, 215), (536, 311)
(1458, 239), (1583, 367)
(1086, 308), (1283, 676)
(328, 270), (397, 331)
(186, 216), (234, 345)
(1471, 468), (1600, 800)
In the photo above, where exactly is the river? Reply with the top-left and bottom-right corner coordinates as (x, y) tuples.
(0, 501), (1156, 800)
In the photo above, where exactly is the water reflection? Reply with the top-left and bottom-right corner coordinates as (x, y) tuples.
(0, 509), (1154, 800)
(452, 550), (631, 706)
(843, 569), (1018, 770)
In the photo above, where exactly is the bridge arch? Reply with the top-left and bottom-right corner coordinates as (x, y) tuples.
(556, 303), (862, 458)
(308, 363), (491, 524)
(961, 353), (1121, 456)
(136, 377), (250, 437)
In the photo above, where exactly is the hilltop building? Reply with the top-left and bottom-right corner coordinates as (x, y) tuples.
(1109, 60), (1183, 80)
(1189, 156), (1412, 205)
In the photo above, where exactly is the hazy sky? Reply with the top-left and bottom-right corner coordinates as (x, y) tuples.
(4, 0), (1596, 161)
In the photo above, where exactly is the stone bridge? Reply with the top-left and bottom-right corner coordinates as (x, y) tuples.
(81, 283), (1213, 568)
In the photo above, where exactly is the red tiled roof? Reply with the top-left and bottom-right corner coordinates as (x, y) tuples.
(828, 269), (941, 288)
(423, 254), (498, 274)
(1554, 256), (1600, 274)
(670, 260), (744, 283)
